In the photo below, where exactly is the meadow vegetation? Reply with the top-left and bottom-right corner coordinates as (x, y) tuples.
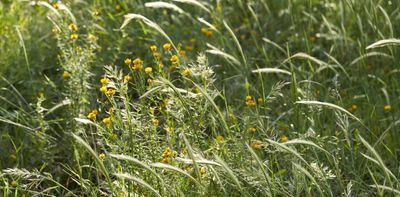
(1, 0), (400, 196)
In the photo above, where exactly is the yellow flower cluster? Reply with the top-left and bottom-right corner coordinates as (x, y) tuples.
(132, 58), (143, 71)
(247, 127), (256, 134)
(68, 23), (78, 32)
(201, 27), (213, 37)
(245, 96), (256, 107)
(250, 140), (263, 151)
(161, 147), (177, 164)
(87, 109), (98, 120)
(102, 117), (112, 125)
(280, 135), (289, 142)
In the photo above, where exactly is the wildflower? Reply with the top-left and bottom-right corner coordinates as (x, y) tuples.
(185, 45), (193, 51)
(245, 96), (256, 107)
(102, 117), (112, 125)
(68, 23), (78, 32)
(70, 33), (79, 40)
(9, 154), (17, 162)
(88, 34), (98, 42)
(161, 157), (170, 164)
(200, 167), (206, 175)
(38, 92), (45, 98)
(280, 135), (289, 142)
(250, 140), (263, 151)
(150, 45), (157, 52)
(179, 50), (186, 56)
(181, 68), (192, 77)
(115, 4), (121, 11)
(105, 88), (116, 97)
(247, 127), (256, 134)
(11, 180), (18, 187)
(62, 71), (71, 79)
(124, 58), (132, 65)
(152, 119), (159, 126)
(348, 104), (358, 113)
(163, 43), (172, 50)
(257, 97), (264, 104)
(133, 58), (143, 71)
(170, 64), (177, 72)
(201, 27), (213, 37)
(87, 109), (98, 120)
(158, 64), (164, 70)
(124, 75), (132, 82)
(153, 52), (162, 60)
(53, 3), (59, 9)
(216, 135), (224, 142)
(99, 153), (106, 160)
(147, 78), (153, 85)
(144, 67), (153, 74)
(162, 147), (172, 158)
(384, 105), (392, 111)
(99, 86), (107, 93)
(100, 78), (109, 85)
(170, 55), (179, 63)
(108, 107), (114, 113)
(52, 27), (60, 34)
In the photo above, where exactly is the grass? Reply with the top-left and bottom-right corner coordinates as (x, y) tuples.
(1, 0), (400, 196)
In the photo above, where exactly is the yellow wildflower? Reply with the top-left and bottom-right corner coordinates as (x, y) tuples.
(384, 105), (392, 111)
(170, 55), (179, 63)
(100, 86), (107, 93)
(11, 180), (18, 187)
(70, 33), (79, 40)
(170, 64), (177, 72)
(147, 78), (153, 85)
(53, 3), (59, 9)
(144, 67), (153, 74)
(245, 96), (256, 107)
(179, 50), (186, 56)
(62, 71), (71, 79)
(105, 88), (116, 97)
(250, 140), (263, 151)
(9, 154), (17, 162)
(102, 117), (112, 125)
(152, 119), (159, 126)
(99, 153), (106, 160)
(153, 52), (162, 61)
(124, 75), (132, 82)
(200, 167), (206, 175)
(163, 43), (172, 50)
(68, 23), (78, 32)
(133, 58), (143, 71)
(124, 58), (132, 65)
(150, 45), (157, 52)
(280, 135), (289, 143)
(181, 68), (192, 77)
(247, 127), (256, 134)
(216, 135), (224, 142)
(162, 147), (171, 158)
(100, 78), (109, 85)
(87, 109), (98, 120)
(161, 157), (170, 164)
(88, 34), (98, 42)
(257, 97), (264, 104)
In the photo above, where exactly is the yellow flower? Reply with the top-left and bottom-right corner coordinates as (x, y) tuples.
(100, 86), (107, 93)
(9, 154), (17, 162)
(153, 52), (162, 61)
(257, 97), (264, 104)
(245, 96), (256, 107)
(152, 119), (159, 126)
(170, 64), (177, 72)
(52, 27), (60, 34)
(163, 43), (172, 50)
(247, 127), (256, 134)
(100, 78), (109, 85)
(144, 67), (153, 74)
(161, 157), (170, 164)
(150, 45), (157, 52)
(124, 58), (132, 65)
(11, 180), (18, 187)
(147, 78), (153, 85)
(99, 153), (106, 160)
(53, 3), (59, 9)
(133, 58), (143, 71)
(158, 64), (164, 70)
(384, 105), (392, 111)
(88, 34), (98, 42)
(201, 27), (213, 37)
(68, 23), (78, 32)
(70, 33), (79, 40)
(179, 50), (186, 56)
(250, 140), (263, 151)
(124, 75), (132, 82)
(162, 147), (171, 158)
(216, 135), (224, 142)
(105, 88), (116, 97)
(280, 135), (289, 143)
(170, 55), (179, 63)
(102, 117), (112, 125)
(181, 68), (192, 77)
(200, 167), (206, 175)
(87, 109), (98, 120)
(108, 107), (114, 113)
(62, 71), (71, 79)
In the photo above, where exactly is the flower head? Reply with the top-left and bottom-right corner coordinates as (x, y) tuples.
(87, 109), (98, 120)
(245, 96), (256, 107)
(102, 117), (112, 125)
(144, 67), (153, 74)
(384, 105), (392, 111)
(150, 45), (157, 52)
(170, 55), (179, 63)
(163, 43), (172, 51)
(247, 127), (256, 134)
(62, 71), (71, 79)
(280, 135), (289, 143)
(250, 140), (263, 151)
(124, 58), (132, 65)
(181, 68), (192, 77)
(153, 52), (162, 61)
(53, 3), (59, 9)
(100, 86), (107, 93)
(124, 75), (132, 82)
(99, 153), (106, 160)
(68, 23), (78, 32)
(105, 88), (116, 97)
(216, 135), (224, 142)
(70, 33), (79, 40)
(133, 58), (143, 71)
(100, 78), (109, 85)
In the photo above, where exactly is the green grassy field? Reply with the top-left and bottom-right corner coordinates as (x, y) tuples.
(1, 0), (400, 196)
